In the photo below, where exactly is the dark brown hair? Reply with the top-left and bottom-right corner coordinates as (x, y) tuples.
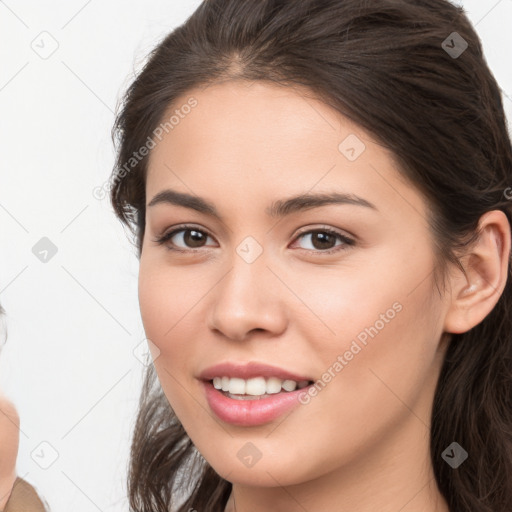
(110, 1), (512, 510)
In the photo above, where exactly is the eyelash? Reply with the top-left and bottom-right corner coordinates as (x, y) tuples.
(152, 224), (355, 255)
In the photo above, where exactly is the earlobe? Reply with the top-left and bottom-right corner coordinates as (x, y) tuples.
(443, 210), (511, 335)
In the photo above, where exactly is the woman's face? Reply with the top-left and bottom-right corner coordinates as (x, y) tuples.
(139, 80), (451, 488)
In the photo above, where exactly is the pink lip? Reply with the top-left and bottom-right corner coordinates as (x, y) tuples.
(201, 380), (312, 426)
(198, 361), (313, 382)
(198, 361), (314, 426)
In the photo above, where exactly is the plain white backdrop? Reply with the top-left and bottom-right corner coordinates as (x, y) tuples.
(0, 1), (511, 510)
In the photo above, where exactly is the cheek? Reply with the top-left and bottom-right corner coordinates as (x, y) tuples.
(349, 303), (438, 430)
(137, 255), (221, 379)
(293, 245), (440, 408)
(138, 266), (167, 345)
(280, 252), (405, 357)
(138, 260), (203, 417)
(138, 259), (191, 363)
(138, 253), (199, 340)
(271, 281), (440, 480)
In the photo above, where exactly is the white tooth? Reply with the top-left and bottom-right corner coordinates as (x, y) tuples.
(245, 377), (267, 395)
(297, 380), (309, 389)
(228, 377), (246, 395)
(282, 379), (297, 392)
(217, 376), (302, 396)
(266, 377), (283, 394)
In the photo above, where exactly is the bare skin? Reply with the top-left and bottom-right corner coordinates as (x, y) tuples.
(138, 80), (510, 512)
(0, 394), (19, 511)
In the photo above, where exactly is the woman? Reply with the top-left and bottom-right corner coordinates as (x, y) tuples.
(110, 0), (512, 510)
(0, 305), (48, 512)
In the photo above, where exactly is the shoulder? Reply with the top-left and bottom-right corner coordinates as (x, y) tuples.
(3, 477), (49, 512)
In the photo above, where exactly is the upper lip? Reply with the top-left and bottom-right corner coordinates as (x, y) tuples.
(198, 361), (314, 382)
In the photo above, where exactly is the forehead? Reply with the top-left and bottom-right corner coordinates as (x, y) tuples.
(153, 79), (355, 158)
(145, 80), (428, 223)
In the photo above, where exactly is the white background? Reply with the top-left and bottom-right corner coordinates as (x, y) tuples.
(0, 1), (511, 510)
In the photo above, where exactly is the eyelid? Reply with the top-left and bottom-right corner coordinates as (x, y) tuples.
(290, 225), (355, 253)
(151, 224), (218, 251)
(152, 223), (356, 254)
(293, 224), (355, 240)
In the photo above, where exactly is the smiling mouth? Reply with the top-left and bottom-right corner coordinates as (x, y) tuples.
(202, 377), (316, 426)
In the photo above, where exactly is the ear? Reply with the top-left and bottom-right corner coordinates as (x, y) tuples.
(443, 210), (511, 334)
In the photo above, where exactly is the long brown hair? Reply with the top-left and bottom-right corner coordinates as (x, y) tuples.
(110, 1), (512, 510)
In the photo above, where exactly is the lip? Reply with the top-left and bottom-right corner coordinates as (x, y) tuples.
(198, 361), (313, 382)
(198, 361), (315, 427)
(201, 380), (312, 426)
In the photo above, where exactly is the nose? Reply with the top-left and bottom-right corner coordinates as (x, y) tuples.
(207, 250), (288, 342)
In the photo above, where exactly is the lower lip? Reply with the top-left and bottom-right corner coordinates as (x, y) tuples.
(202, 380), (310, 426)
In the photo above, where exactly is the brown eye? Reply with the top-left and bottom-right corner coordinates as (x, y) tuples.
(306, 231), (337, 250)
(180, 229), (208, 248)
(153, 226), (216, 251)
(294, 228), (355, 254)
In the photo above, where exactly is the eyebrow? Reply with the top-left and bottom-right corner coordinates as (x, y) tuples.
(147, 189), (377, 219)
